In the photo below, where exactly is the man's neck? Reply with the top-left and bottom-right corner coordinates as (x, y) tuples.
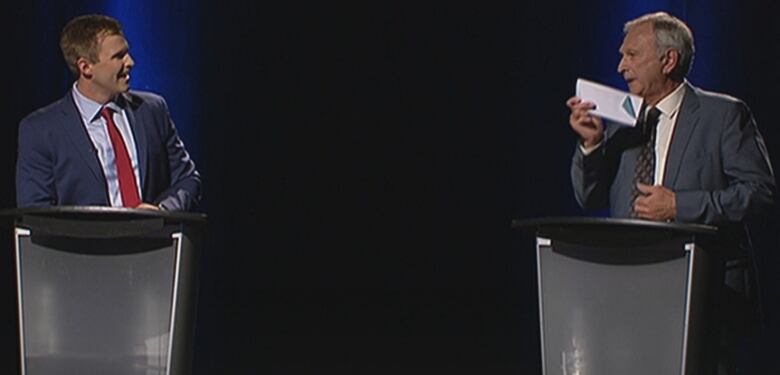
(75, 79), (113, 104)
(644, 80), (683, 107)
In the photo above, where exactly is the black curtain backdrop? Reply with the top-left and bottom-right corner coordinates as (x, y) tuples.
(2, 1), (780, 373)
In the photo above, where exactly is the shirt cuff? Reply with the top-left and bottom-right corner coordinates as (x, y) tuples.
(579, 140), (603, 156)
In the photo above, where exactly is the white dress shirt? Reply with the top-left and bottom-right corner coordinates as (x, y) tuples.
(651, 82), (686, 185)
(72, 83), (142, 206)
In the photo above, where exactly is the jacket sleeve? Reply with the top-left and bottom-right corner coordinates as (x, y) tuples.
(16, 117), (56, 208)
(152, 98), (202, 211)
(571, 141), (612, 211)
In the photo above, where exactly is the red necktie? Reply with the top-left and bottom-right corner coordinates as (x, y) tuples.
(100, 107), (142, 207)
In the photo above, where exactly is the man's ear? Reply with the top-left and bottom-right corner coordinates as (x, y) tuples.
(661, 49), (679, 76)
(76, 57), (93, 79)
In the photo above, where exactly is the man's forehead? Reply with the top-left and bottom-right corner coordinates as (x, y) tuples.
(627, 23), (654, 40)
(96, 34), (128, 55)
(96, 31), (127, 46)
(621, 24), (653, 49)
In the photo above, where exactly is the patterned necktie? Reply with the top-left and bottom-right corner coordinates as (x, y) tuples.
(631, 106), (661, 217)
(100, 107), (142, 207)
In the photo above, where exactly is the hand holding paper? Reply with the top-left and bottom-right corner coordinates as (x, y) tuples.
(567, 96), (604, 148)
(575, 78), (643, 126)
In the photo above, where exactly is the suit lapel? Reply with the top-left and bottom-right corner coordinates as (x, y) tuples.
(60, 93), (105, 184)
(122, 93), (149, 193)
(663, 83), (701, 187)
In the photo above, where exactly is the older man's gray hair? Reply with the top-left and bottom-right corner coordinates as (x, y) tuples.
(625, 12), (695, 81)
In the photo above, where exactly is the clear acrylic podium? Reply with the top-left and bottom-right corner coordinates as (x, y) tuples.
(2, 207), (206, 375)
(514, 217), (722, 375)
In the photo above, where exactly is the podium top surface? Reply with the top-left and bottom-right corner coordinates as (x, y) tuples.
(0, 206), (206, 223)
(512, 217), (717, 236)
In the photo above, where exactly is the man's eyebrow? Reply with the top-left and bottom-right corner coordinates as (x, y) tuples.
(111, 48), (128, 59)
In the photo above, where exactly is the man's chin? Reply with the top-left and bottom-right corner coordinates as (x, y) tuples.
(625, 81), (642, 95)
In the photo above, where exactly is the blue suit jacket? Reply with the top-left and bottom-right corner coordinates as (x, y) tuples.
(16, 89), (201, 211)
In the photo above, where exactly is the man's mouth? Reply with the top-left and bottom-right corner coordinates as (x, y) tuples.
(118, 72), (131, 81)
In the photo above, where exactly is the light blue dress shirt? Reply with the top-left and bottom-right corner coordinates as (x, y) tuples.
(72, 83), (142, 207)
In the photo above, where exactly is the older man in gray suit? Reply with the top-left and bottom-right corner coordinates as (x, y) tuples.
(567, 12), (774, 375)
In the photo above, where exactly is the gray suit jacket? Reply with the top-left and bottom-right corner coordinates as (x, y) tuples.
(572, 82), (774, 225)
(571, 82), (776, 306)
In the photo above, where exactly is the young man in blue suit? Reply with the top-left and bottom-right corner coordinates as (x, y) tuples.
(16, 14), (201, 211)
(567, 12), (774, 375)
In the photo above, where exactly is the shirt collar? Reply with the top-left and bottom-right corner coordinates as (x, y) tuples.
(653, 80), (687, 119)
(71, 82), (123, 124)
